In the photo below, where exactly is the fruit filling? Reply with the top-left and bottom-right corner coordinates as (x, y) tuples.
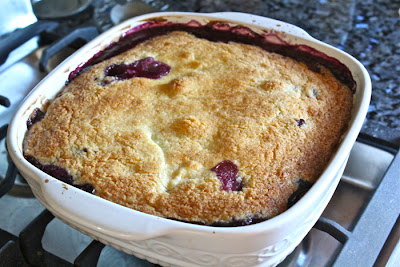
(211, 160), (243, 191)
(27, 108), (45, 129)
(287, 179), (313, 208)
(104, 57), (171, 81)
(24, 155), (95, 194)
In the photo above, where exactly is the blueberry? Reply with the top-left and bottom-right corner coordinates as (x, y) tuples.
(74, 183), (95, 194)
(296, 119), (306, 127)
(211, 160), (243, 191)
(104, 57), (171, 82)
(27, 108), (45, 129)
(24, 155), (95, 194)
(287, 179), (313, 208)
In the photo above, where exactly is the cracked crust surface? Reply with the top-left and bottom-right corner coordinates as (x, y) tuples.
(23, 31), (353, 224)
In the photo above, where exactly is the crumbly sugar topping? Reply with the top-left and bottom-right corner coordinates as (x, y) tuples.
(23, 31), (353, 224)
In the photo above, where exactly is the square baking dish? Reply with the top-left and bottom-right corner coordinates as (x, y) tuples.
(7, 12), (371, 267)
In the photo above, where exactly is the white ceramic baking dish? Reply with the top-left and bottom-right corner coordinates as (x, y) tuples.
(7, 12), (371, 267)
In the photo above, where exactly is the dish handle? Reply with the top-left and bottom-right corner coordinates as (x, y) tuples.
(204, 11), (313, 39)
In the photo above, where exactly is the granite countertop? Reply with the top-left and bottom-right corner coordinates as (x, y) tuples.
(98, 0), (400, 144)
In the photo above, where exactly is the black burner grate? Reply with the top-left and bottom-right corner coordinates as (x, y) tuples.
(327, 134), (399, 266)
(0, 124), (16, 198)
(39, 26), (99, 72)
(0, 208), (105, 266)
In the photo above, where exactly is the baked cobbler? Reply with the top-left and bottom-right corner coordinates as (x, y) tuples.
(23, 25), (354, 226)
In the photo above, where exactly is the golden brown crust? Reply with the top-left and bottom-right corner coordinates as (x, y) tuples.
(23, 31), (353, 224)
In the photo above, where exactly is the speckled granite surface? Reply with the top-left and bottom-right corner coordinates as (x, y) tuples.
(97, 0), (400, 144)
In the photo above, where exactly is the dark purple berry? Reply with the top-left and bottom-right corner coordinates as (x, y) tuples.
(211, 160), (243, 191)
(74, 183), (95, 194)
(24, 155), (95, 194)
(296, 119), (306, 127)
(287, 179), (313, 208)
(27, 108), (45, 129)
(42, 164), (74, 185)
(169, 214), (268, 227)
(104, 57), (171, 82)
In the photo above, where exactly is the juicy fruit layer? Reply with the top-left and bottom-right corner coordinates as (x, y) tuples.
(67, 20), (356, 92)
(104, 57), (171, 82)
(23, 31), (354, 225)
(24, 155), (95, 194)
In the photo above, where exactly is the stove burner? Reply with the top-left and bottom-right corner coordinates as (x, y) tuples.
(32, 0), (92, 20)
